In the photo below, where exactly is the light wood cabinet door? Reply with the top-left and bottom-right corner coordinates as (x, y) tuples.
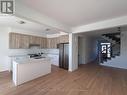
(9, 33), (20, 49)
(19, 34), (29, 49)
(29, 36), (41, 45)
(47, 38), (59, 49)
(59, 35), (69, 43)
(9, 33), (68, 49)
(9, 33), (47, 49)
(44, 38), (48, 48)
(9, 33), (15, 49)
(47, 38), (51, 49)
(41, 38), (47, 48)
(53, 37), (58, 48)
(9, 33), (30, 49)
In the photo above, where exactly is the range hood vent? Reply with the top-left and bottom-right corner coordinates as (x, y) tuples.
(29, 44), (40, 49)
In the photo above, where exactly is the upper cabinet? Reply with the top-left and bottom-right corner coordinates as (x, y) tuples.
(41, 37), (47, 48)
(9, 33), (19, 49)
(29, 36), (41, 45)
(59, 35), (69, 43)
(9, 33), (29, 49)
(47, 35), (69, 49)
(47, 37), (58, 49)
(9, 33), (69, 49)
(19, 34), (30, 49)
(9, 33), (47, 49)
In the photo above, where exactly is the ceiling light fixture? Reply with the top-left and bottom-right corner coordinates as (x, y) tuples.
(18, 20), (26, 24)
(45, 28), (50, 31)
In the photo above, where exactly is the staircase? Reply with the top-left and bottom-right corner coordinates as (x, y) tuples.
(102, 33), (120, 44)
(101, 55), (127, 69)
(100, 32), (121, 64)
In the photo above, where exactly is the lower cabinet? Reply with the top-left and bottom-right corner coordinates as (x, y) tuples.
(47, 54), (59, 66)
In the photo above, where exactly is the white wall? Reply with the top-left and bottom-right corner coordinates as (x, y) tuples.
(101, 31), (127, 69)
(0, 27), (10, 72)
(121, 31), (127, 56)
(78, 37), (98, 64)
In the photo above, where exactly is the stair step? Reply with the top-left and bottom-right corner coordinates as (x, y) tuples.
(102, 36), (116, 44)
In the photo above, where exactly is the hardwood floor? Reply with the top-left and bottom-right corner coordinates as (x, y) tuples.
(0, 64), (127, 95)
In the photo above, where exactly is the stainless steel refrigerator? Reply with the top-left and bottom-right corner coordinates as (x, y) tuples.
(57, 43), (69, 70)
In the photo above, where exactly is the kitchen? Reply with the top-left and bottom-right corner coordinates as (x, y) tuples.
(0, 17), (69, 86)
(9, 32), (69, 86)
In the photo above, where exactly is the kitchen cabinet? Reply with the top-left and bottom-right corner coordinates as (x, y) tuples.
(9, 33), (47, 49)
(47, 37), (58, 49)
(30, 36), (47, 49)
(46, 35), (69, 49)
(47, 38), (52, 48)
(29, 36), (41, 45)
(13, 58), (51, 86)
(41, 37), (47, 48)
(9, 33), (20, 49)
(9, 33), (29, 49)
(19, 34), (29, 49)
(59, 35), (69, 43)
(9, 33), (69, 49)
(47, 54), (59, 66)
(9, 33), (18, 49)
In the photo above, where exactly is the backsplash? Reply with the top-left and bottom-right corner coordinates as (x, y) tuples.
(9, 49), (59, 57)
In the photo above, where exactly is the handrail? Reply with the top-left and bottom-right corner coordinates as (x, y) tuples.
(99, 41), (120, 63)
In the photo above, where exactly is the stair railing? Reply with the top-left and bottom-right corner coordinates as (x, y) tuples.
(99, 41), (120, 64)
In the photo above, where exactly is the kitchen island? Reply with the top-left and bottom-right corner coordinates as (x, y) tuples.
(12, 57), (51, 86)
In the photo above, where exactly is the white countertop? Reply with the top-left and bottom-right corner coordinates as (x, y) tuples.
(8, 55), (29, 57)
(13, 57), (51, 64)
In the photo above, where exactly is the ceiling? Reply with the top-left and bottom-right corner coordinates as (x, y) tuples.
(0, 16), (64, 35)
(77, 26), (127, 38)
(18, 0), (127, 27)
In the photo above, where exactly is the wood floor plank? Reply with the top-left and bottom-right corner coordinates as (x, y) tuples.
(0, 64), (127, 95)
